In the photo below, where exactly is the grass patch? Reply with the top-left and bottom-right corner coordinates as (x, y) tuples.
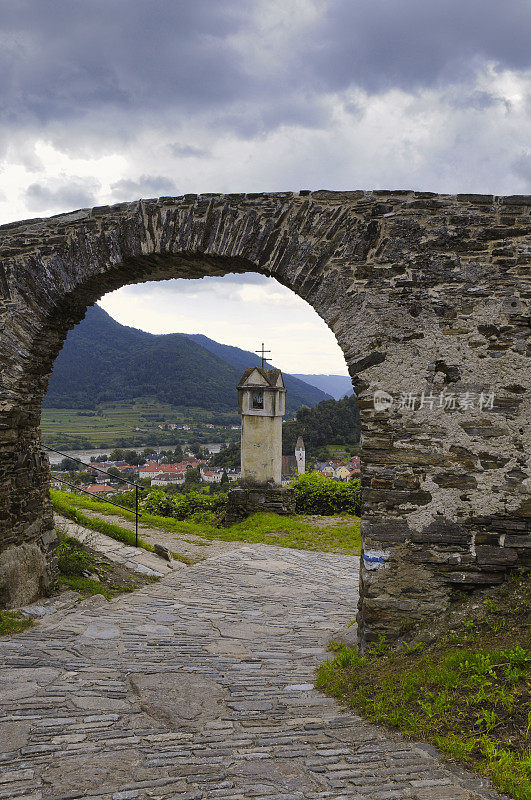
(56, 529), (159, 599)
(0, 610), (34, 636)
(58, 574), (136, 600)
(316, 574), (531, 799)
(51, 489), (361, 554)
(172, 552), (194, 565)
(209, 512), (360, 554)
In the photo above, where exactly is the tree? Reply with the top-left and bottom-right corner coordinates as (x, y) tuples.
(76, 471), (95, 484)
(282, 395), (360, 457)
(220, 470), (229, 488)
(210, 443), (240, 469)
(123, 449), (141, 465)
(184, 466), (201, 486)
(58, 457), (78, 472)
(107, 466), (122, 481)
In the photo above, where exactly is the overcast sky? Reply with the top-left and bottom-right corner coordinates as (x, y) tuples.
(2, 1), (530, 374)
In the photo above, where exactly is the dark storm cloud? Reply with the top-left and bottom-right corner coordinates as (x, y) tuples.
(0, 0), (250, 126)
(24, 178), (100, 210)
(110, 175), (178, 200)
(0, 0), (530, 141)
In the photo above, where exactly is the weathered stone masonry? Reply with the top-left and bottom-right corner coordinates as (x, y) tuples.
(0, 190), (529, 644)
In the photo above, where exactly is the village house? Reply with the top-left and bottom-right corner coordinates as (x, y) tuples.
(138, 462), (188, 479)
(200, 468), (222, 483)
(319, 462), (336, 477)
(226, 469), (241, 482)
(151, 472), (185, 486)
(84, 484), (119, 496)
(334, 464), (351, 481)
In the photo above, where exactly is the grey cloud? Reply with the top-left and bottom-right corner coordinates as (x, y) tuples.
(110, 175), (178, 200)
(447, 91), (502, 111)
(122, 273), (270, 298)
(169, 144), (209, 158)
(169, 273), (270, 291)
(0, 0), (250, 127)
(511, 154), (531, 188)
(24, 178), (101, 211)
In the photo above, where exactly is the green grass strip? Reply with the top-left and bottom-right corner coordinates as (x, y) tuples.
(52, 492), (154, 552)
(58, 575), (136, 600)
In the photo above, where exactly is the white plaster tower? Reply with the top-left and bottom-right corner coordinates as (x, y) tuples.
(237, 366), (286, 486)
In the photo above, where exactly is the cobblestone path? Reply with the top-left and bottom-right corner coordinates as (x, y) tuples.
(0, 546), (501, 800)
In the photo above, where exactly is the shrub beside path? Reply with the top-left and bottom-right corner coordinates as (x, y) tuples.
(0, 544), (503, 799)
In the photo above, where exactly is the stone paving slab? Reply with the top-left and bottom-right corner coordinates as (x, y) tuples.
(0, 546), (504, 800)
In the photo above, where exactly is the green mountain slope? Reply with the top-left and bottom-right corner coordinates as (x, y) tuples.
(44, 305), (331, 415)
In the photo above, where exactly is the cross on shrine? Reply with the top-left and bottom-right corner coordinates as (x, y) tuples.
(255, 342), (271, 368)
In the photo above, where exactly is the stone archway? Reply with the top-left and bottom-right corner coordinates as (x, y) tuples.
(0, 190), (529, 644)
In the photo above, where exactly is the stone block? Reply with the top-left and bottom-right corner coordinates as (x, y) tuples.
(154, 544), (172, 561)
(0, 541), (49, 608)
(224, 486), (295, 526)
(504, 535), (531, 549)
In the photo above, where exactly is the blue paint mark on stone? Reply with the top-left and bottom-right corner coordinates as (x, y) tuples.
(363, 549), (390, 571)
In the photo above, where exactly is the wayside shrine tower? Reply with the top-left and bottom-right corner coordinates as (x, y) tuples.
(237, 366), (285, 485)
(224, 361), (296, 524)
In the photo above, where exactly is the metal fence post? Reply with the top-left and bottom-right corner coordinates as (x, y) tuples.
(135, 484), (139, 548)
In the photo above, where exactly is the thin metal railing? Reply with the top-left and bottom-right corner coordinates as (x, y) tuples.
(43, 445), (143, 547)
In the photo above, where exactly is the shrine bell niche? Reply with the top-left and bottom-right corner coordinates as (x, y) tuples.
(237, 367), (286, 486)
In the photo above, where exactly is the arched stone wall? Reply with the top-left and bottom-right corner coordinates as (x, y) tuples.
(0, 190), (529, 644)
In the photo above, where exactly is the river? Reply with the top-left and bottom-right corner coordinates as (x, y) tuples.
(45, 442), (225, 465)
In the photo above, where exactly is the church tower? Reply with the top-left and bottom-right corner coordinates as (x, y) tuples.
(237, 367), (286, 486)
(295, 436), (305, 475)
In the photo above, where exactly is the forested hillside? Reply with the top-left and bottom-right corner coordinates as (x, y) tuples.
(282, 395), (360, 457)
(44, 305), (330, 415)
